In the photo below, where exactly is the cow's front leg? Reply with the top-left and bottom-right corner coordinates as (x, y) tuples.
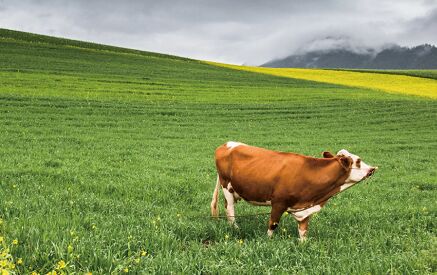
(297, 217), (310, 242)
(222, 187), (238, 228)
(267, 203), (287, 237)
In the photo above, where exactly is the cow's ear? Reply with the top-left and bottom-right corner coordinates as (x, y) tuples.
(323, 151), (334, 158)
(339, 156), (353, 170)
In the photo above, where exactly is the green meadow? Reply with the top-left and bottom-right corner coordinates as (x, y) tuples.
(0, 29), (436, 274)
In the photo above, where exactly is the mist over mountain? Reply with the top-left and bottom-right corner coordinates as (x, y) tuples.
(261, 44), (437, 69)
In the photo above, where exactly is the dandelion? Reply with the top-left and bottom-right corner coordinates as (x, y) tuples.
(12, 239), (18, 245)
(16, 258), (23, 265)
(140, 250), (147, 257)
(0, 236), (4, 242)
(84, 272), (92, 275)
(31, 271), (40, 275)
(238, 239), (243, 245)
(56, 260), (66, 269)
(123, 267), (129, 273)
(2, 270), (10, 275)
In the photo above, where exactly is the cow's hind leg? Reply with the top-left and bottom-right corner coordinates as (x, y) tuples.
(222, 184), (239, 228)
(210, 175), (221, 217)
(267, 203), (287, 237)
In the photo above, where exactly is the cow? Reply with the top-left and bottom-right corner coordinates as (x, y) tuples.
(210, 141), (378, 241)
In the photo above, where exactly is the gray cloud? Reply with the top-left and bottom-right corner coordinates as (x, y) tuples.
(0, 0), (436, 64)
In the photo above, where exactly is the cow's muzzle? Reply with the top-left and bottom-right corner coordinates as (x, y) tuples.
(366, 167), (378, 178)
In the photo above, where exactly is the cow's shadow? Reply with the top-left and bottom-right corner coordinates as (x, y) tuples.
(171, 211), (301, 246)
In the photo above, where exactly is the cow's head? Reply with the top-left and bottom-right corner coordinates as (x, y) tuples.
(323, 149), (378, 183)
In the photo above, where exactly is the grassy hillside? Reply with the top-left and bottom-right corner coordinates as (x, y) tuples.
(0, 29), (436, 274)
(207, 62), (437, 99)
(340, 69), (437, 81)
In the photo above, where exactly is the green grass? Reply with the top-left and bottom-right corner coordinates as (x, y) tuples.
(0, 28), (436, 274)
(339, 69), (437, 80)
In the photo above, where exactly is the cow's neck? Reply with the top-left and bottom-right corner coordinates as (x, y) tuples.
(303, 160), (350, 207)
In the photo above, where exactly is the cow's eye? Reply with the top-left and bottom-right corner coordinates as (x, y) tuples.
(356, 159), (361, 168)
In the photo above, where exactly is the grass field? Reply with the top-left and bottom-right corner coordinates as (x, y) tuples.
(340, 69), (437, 81)
(0, 29), (436, 274)
(207, 62), (437, 99)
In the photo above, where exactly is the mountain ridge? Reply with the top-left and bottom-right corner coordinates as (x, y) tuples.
(262, 44), (437, 69)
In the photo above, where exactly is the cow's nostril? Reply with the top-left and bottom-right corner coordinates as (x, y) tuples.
(367, 168), (376, 177)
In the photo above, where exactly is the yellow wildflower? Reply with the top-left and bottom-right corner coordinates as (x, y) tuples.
(67, 244), (73, 253)
(134, 258), (140, 264)
(238, 239), (243, 245)
(56, 260), (66, 269)
(123, 267), (129, 273)
(12, 239), (18, 245)
(140, 250), (147, 257)
(2, 269), (10, 275)
(17, 258), (23, 265)
(206, 62), (437, 99)
(84, 272), (92, 275)
(31, 272), (40, 275)
(0, 236), (4, 242)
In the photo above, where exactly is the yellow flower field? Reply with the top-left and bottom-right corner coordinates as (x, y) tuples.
(206, 62), (437, 99)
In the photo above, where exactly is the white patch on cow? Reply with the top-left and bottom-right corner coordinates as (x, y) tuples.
(227, 182), (241, 200)
(340, 182), (355, 191)
(222, 187), (238, 227)
(337, 149), (377, 184)
(289, 205), (322, 222)
(267, 229), (274, 237)
(248, 200), (272, 206)
(226, 141), (244, 149)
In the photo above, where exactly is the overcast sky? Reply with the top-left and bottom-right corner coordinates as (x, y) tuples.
(1, 0), (436, 65)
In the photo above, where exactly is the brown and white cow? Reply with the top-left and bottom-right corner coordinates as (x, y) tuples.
(210, 141), (378, 241)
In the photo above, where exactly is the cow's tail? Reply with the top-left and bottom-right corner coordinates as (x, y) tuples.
(210, 174), (221, 217)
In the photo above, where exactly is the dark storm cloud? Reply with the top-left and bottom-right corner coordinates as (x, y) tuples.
(0, 0), (436, 64)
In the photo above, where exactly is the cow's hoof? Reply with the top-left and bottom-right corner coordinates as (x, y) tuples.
(229, 222), (239, 229)
(298, 237), (307, 243)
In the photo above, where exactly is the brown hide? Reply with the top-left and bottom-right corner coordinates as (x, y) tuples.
(215, 143), (351, 209)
